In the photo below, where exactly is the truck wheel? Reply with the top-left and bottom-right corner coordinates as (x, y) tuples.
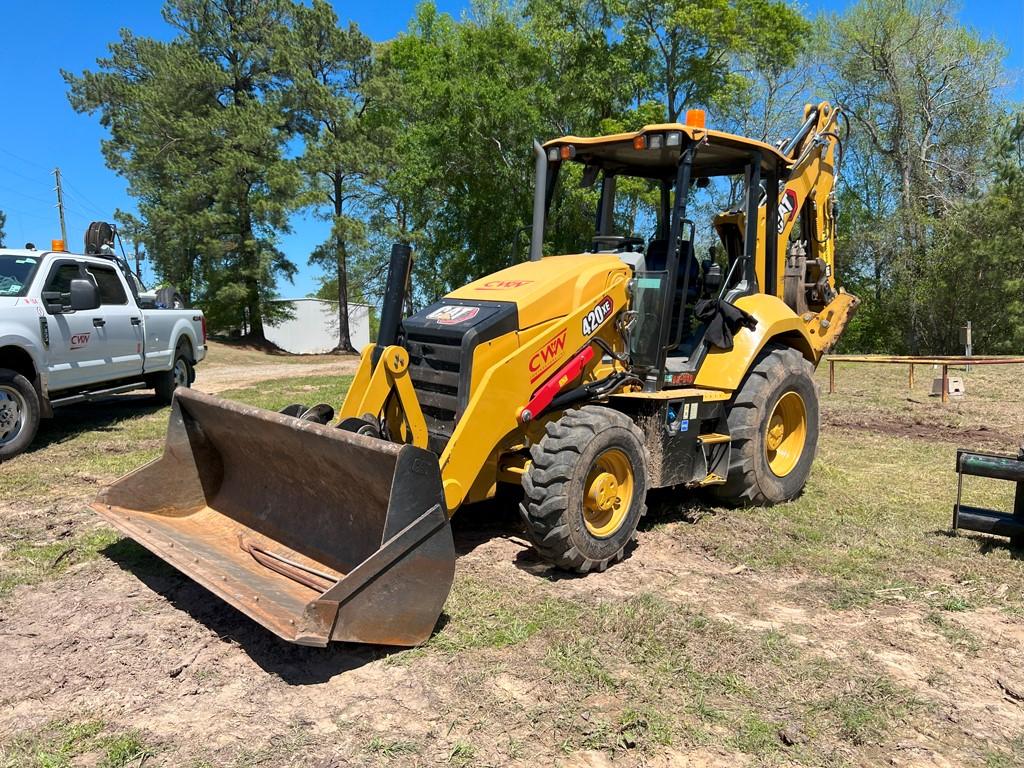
(0, 369), (40, 459)
(520, 405), (648, 573)
(709, 344), (819, 506)
(154, 350), (193, 405)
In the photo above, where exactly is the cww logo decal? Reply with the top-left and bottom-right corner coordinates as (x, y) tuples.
(529, 329), (567, 383)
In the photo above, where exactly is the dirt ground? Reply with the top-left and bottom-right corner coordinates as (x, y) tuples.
(2, 351), (1023, 767)
(192, 341), (360, 394)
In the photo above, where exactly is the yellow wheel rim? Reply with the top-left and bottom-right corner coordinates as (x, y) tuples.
(583, 448), (634, 538)
(765, 391), (807, 477)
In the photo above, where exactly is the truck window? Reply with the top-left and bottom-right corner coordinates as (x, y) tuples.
(44, 264), (84, 294)
(0, 254), (41, 297)
(87, 265), (128, 305)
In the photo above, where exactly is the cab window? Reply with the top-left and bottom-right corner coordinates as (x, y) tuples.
(44, 264), (84, 294)
(87, 265), (128, 305)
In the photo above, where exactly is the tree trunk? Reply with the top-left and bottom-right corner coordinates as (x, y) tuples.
(334, 171), (356, 353)
(336, 238), (355, 352)
(239, 195), (265, 342)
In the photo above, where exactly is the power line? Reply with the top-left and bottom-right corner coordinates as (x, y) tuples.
(0, 145), (52, 172)
(62, 186), (109, 219)
(1, 204), (55, 223)
(63, 178), (111, 218)
(0, 161), (55, 192)
(0, 184), (60, 207)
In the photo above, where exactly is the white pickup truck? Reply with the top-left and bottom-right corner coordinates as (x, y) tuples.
(0, 247), (206, 458)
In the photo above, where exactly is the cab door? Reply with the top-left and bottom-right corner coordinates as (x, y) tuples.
(41, 261), (106, 392)
(83, 263), (144, 379)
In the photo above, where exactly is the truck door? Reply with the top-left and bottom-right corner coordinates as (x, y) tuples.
(84, 263), (145, 379)
(41, 262), (107, 391)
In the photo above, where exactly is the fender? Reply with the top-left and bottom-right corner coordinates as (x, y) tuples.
(694, 293), (816, 392)
(0, 332), (50, 416)
(145, 316), (201, 373)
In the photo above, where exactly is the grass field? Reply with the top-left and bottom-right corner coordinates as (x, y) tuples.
(1, 351), (1023, 767)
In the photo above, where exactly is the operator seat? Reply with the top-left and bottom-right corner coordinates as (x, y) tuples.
(645, 239), (699, 300)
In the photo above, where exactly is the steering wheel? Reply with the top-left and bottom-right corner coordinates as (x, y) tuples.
(591, 235), (646, 253)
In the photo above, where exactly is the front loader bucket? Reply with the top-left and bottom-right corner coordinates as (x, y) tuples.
(90, 388), (454, 647)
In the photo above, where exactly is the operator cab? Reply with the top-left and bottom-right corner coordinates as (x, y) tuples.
(537, 112), (789, 389)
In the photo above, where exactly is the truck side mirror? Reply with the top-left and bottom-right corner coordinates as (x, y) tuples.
(69, 278), (100, 311)
(41, 291), (65, 314)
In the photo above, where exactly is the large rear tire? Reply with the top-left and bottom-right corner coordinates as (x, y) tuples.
(520, 405), (648, 573)
(709, 344), (818, 506)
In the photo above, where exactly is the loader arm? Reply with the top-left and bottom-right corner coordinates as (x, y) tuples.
(338, 344), (429, 448)
(714, 101), (858, 361)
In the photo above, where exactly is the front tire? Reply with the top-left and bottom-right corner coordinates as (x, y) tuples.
(0, 369), (41, 459)
(154, 350), (193, 405)
(709, 344), (819, 506)
(520, 405), (649, 573)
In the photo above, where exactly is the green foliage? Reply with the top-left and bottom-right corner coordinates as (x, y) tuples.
(0, 719), (155, 768)
(281, 0), (374, 348)
(370, 2), (560, 302)
(827, 0), (1011, 353)
(0, 209), (6, 248)
(64, 0), (300, 339)
(612, 0), (809, 122)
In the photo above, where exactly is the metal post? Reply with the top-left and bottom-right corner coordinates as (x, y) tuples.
(53, 167), (67, 245)
(941, 364), (948, 404)
(908, 363), (914, 390)
(829, 359), (835, 394)
(1014, 445), (1024, 547)
(965, 321), (972, 373)
(529, 140), (547, 262)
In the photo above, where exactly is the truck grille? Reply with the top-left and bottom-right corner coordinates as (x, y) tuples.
(405, 333), (463, 453)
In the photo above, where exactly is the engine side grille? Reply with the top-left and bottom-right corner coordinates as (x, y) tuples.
(406, 333), (463, 452)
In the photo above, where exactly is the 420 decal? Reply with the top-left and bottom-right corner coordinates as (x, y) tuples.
(582, 296), (613, 336)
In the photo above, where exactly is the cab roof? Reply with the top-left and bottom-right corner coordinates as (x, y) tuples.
(542, 123), (792, 179)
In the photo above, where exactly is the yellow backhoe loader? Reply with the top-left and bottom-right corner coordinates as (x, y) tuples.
(92, 102), (858, 647)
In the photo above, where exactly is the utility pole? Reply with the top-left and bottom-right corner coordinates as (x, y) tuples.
(52, 167), (67, 245)
(133, 240), (144, 279)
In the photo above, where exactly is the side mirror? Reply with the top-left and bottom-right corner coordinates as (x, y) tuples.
(41, 291), (65, 314)
(69, 278), (100, 311)
(704, 262), (723, 294)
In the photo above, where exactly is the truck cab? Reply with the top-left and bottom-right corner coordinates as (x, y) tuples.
(0, 246), (206, 458)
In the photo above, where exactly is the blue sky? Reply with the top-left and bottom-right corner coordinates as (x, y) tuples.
(1, 0), (1020, 297)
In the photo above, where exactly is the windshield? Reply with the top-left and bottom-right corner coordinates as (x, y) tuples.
(0, 254), (41, 298)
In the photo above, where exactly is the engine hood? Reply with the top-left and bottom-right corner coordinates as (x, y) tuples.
(445, 253), (629, 329)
